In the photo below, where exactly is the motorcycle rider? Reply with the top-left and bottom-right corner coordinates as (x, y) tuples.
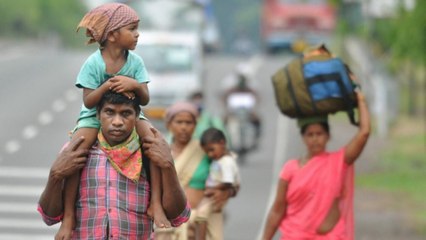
(222, 68), (262, 146)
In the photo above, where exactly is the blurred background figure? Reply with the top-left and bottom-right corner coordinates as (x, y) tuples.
(232, 28), (256, 56)
(222, 68), (262, 162)
(158, 101), (237, 240)
(189, 91), (230, 143)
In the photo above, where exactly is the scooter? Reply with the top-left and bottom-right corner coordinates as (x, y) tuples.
(224, 92), (258, 164)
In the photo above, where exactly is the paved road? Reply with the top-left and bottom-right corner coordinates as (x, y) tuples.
(0, 43), (87, 239)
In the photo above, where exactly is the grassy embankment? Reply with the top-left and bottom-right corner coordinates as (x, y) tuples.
(357, 116), (426, 234)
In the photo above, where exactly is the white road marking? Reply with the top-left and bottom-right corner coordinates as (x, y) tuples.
(0, 202), (37, 213)
(1, 87), (78, 157)
(0, 52), (26, 63)
(0, 218), (58, 230)
(0, 166), (55, 239)
(0, 233), (56, 240)
(4, 140), (21, 154)
(65, 88), (79, 102)
(38, 111), (53, 125)
(0, 166), (49, 178)
(256, 115), (290, 240)
(0, 185), (44, 197)
(22, 125), (38, 140)
(52, 99), (66, 112)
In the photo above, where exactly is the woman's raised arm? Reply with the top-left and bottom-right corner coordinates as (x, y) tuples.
(344, 90), (371, 165)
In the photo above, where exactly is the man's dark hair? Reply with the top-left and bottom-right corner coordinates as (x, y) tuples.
(97, 91), (140, 115)
(200, 127), (226, 146)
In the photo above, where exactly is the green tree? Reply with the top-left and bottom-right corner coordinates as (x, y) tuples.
(378, 1), (425, 116)
(391, 1), (426, 66)
(0, 0), (86, 46)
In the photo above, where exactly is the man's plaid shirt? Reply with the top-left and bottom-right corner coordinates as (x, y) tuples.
(38, 144), (190, 239)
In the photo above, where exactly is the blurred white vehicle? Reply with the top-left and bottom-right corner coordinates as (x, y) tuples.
(132, 0), (221, 53)
(134, 30), (204, 120)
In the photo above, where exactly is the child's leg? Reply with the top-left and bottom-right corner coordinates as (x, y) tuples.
(195, 196), (213, 222)
(56, 127), (97, 239)
(206, 212), (224, 240)
(193, 196), (214, 240)
(136, 120), (171, 228)
(195, 221), (208, 240)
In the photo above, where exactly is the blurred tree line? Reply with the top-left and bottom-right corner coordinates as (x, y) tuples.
(0, 0), (87, 47)
(334, 0), (425, 117)
(369, 1), (425, 117)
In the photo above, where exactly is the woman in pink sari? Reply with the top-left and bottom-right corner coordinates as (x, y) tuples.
(262, 90), (370, 240)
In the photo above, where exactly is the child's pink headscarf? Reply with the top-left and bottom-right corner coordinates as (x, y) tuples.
(76, 3), (139, 44)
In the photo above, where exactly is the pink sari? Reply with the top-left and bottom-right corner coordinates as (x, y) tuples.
(279, 148), (354, 240)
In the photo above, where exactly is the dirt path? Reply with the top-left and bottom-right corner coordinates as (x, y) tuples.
(355, 188), (423, 240)
(330, 119), (423, 240)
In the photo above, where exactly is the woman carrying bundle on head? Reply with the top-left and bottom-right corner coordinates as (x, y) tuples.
(261, 88), (370, 240)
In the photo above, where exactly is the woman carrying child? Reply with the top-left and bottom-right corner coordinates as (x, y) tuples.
(157, 102), (238, 240)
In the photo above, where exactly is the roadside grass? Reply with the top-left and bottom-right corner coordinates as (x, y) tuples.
(357, 117), (426, 234)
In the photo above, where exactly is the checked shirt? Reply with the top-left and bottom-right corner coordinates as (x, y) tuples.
(38, 143), (190, 239)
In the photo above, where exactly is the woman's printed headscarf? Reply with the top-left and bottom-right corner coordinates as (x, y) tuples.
(164, 101), (199, 124)
(76, 3), (139, 45)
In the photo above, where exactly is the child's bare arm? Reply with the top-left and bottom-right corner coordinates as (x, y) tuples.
(109, 76), (149, 105)
(134, 82), (149, 106)
(82, 82), (112, 109)
(211, 183), (233, 191)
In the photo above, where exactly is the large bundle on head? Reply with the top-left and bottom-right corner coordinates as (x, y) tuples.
(271, 44), (358, 125)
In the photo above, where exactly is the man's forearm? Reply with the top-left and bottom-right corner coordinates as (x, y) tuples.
(160, 164), (187, 219)
(38, 173), (64, 217)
